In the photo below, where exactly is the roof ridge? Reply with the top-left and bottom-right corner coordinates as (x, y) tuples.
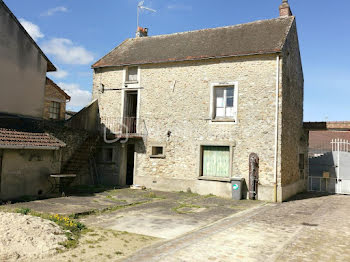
(131, 16), (294, 40)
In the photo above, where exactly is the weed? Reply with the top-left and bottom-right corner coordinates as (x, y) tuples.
(115, 251), (123, 255)
(16, 207), (31, 215)
(172, 203), (201, 214)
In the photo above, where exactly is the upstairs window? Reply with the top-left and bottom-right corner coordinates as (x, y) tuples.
(126, 66), (138, 82)
(210, 83), (238, 122)
(49, 101), (60, 120)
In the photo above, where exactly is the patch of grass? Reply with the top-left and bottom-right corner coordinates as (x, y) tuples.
(144, 192), (166, 199)
(115, 251), (123, 255)
(70, 200), (150, 219)
(204, 194), (215, 198)
(16, 207), (31, 215)
(172, 203), (202, 214)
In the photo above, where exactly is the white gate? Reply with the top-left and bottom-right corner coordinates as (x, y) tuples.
(309, 139), (350, 194)
(332, 139), (350, 194)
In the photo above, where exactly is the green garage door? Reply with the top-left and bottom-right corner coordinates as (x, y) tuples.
(202, 146), (230, 177)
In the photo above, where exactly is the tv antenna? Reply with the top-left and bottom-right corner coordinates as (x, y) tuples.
(137, 1), (156, 29)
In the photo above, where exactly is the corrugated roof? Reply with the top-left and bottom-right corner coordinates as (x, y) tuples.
(0, 128), (65, 149)
(92, 16), (294, 68)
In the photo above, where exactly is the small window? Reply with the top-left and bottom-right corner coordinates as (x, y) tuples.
(103, 148), (114, 162)
(201, 146), (230, 178)
(126, 66), (138, 82)
(49, 101), (61, 120)
(150, 146), (165, 158)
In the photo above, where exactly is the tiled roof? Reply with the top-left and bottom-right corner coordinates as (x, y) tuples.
(304, 121), (350, 131)
(0, 128), (66, 149)
(92, 16), (294, 68)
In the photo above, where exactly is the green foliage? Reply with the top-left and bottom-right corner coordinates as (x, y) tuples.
(16, 207), (31, 215)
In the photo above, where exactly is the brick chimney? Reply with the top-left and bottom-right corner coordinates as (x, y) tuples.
(136, 27), (148, 37)
(279, 0), (293, 17)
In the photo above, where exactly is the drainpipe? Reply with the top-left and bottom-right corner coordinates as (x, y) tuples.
(274, 55), (280, 202)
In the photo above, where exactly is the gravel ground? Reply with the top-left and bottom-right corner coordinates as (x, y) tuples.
(0, 212), (67, 261)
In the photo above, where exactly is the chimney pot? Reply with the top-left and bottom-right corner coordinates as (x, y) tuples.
(279, 0), (293, 17)
(136, 26), (148, 38)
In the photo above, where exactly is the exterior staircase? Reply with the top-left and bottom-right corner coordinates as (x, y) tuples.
(61, 135), (100, 185)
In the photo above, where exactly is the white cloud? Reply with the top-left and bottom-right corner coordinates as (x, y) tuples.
(19, 18), (44, 41)
(167, 4), (192, 11)
(58, 82), (92, 110)
(47, 68), (69, 79)
(42, 38), (94, 65)
(41, 6), (68, 17)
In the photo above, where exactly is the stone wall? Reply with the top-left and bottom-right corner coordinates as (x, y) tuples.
(280, 19), (307, 199)
(43, 81), (67, 120)
(0, 149), (60, 200)
(93, 55), (285, 201)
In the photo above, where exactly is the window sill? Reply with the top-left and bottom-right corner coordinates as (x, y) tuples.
(125, 80), (139, 84)
(198, 176), (231, 182)
(150, 155), (166, 159)
(211, 119), (236, 123)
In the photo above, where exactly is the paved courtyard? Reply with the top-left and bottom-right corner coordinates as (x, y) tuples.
(124, 193), (350, 262)
(7, 190), (350, 262)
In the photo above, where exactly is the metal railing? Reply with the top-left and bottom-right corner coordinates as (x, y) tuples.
(308, 176), (337, 193)
(100, 116), (146, 138)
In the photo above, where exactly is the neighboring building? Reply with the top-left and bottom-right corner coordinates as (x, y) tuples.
(0, 117), (65, 200)
(0, 1), (67, 200)
(305, 122), (350, 194)
(91, 0), (306, 202)
(0, 0), (56, 118)
(43, 77), (71, 121)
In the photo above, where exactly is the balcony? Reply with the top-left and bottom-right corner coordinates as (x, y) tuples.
(100, 117), (147, 140)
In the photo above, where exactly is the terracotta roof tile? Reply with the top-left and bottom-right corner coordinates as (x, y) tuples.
(0, 128), (66, 149)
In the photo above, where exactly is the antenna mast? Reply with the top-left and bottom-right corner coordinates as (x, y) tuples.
(137, 1), (156, 30)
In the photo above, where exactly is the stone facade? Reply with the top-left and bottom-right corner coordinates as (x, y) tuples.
(92, 22), (306, 202)
(43, 78), (69, 121)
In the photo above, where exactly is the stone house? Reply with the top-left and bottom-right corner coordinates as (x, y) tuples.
(91, 0), (307, 202)
(43, 77), (71, 121)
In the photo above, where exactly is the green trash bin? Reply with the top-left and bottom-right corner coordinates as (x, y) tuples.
(231, 177), (245, 200)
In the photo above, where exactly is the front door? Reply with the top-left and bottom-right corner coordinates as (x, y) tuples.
(124, 91), (138, 134)
(126, 144), (135, 186)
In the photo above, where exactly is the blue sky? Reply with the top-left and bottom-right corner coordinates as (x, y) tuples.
(5, 0), (350, 121)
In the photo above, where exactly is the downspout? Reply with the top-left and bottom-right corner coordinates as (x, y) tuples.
(274, 55), (280, 202)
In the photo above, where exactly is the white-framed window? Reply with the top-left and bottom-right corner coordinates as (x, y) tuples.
(210, 82), (238, 122)
(49, 101), (61, 120)
(126, 66), (139, 83)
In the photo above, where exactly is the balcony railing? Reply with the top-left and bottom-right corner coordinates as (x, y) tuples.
(100, 117), (146, 139)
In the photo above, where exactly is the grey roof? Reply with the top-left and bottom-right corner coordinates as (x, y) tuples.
(92, 16), (294, 68)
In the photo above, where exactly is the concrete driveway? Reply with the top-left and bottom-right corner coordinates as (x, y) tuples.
(10, 188), (262, 239)
(124, 193), (350, 262)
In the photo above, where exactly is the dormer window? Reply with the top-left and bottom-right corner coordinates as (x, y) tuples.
(126, 66), (138, 83)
